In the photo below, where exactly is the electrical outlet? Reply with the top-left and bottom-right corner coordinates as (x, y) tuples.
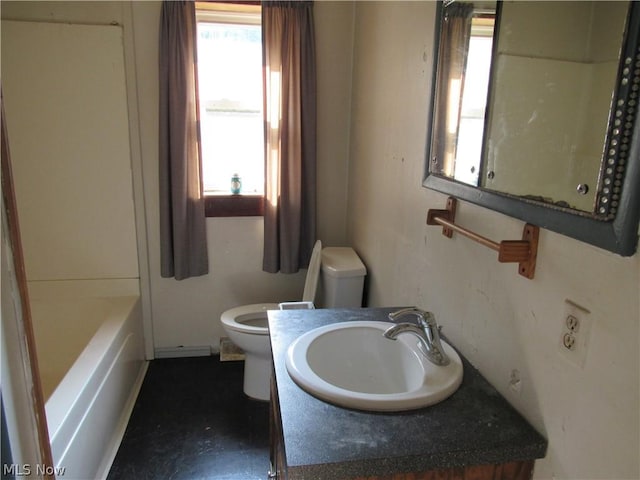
(558, 300), (592, 368)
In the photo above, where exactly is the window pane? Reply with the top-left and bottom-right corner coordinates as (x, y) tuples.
(197, 21), (264, 194)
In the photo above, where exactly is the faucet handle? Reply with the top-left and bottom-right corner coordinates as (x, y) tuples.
(388, 307), (428, 322)
(388, 307), (437, 328)
(388, 307), (420, 322)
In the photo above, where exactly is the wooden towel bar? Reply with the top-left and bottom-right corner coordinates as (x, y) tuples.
(427, 197), (539, 279)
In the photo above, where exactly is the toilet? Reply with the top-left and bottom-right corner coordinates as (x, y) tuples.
(220, 242), (366, 400)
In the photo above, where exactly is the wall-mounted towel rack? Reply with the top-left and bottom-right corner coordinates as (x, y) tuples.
(427, 197), (539, 279)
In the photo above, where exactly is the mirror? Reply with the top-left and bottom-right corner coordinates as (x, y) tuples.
(425, 1), (640, 256)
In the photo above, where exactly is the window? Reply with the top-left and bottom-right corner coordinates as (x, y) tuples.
(195, 2), (264, 216)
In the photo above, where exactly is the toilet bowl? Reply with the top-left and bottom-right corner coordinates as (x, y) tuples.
(220, 303), (279, 400)
(220, 240), (323, 401)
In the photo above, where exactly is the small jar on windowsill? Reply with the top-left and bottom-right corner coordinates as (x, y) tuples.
(231, 173), (242, 195)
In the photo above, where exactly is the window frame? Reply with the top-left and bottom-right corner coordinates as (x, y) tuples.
(195, 2), (264, 217)
(204, 193), (264, 217)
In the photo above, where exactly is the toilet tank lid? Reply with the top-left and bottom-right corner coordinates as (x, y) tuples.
(321, 247), (367, 278)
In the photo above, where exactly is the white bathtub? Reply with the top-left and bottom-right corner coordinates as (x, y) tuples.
(29, 285), (147, 480)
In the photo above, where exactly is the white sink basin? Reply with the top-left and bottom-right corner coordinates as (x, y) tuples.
(285, 321), (463, 411)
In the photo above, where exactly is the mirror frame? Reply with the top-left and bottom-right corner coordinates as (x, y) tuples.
(424, 1), (640, 256)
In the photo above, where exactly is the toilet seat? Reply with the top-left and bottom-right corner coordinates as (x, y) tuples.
(220, 303), (278, 335)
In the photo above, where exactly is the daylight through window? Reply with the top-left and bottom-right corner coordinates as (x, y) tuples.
(196, 4), (264, 195)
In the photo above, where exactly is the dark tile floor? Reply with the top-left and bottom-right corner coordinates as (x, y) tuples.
(107, 356), (270, 480)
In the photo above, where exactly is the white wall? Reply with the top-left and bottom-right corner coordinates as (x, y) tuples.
(347, 2), (639, 479)
(315, 0), (355, 246)
(2, 20), (138, 282)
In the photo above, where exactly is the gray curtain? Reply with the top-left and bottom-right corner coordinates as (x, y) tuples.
(433, 3), (473, 176)
(262, 1), (317, 274)
(159, 1), (209, 280)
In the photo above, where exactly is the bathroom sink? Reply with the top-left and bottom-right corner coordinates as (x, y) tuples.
(285, 321), (463, 411)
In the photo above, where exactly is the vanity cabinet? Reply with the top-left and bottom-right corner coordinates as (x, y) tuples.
(268, 308), (547, 480)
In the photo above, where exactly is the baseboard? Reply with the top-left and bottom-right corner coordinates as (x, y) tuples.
(154, 345), (212, 358)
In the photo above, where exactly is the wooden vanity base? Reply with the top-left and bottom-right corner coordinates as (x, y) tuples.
(350, 460), (534, 480)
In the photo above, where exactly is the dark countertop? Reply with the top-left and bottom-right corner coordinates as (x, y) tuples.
(268, 307), (547, 479)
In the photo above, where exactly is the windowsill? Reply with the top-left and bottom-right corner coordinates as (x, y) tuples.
(204, 193), (264, 217)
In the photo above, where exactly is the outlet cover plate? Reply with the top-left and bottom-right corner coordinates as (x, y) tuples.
(558, 299), (592, 368)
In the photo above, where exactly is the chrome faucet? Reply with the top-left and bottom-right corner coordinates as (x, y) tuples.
(383, 307), (450, 366)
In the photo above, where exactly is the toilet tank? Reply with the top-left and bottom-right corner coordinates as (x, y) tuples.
(320, 247), (367, 308)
